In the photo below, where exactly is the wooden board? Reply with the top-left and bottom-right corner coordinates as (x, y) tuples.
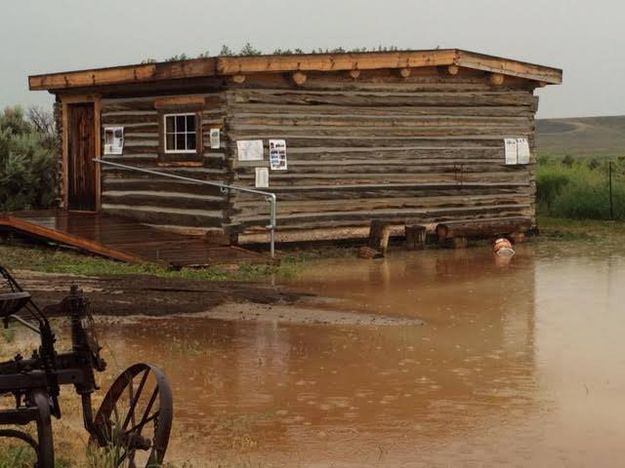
(0, 211), (270, 267)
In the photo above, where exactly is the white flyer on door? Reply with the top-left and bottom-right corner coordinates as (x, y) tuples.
(504, 138), (518, 165)
(516, 138), (531, 164)
(237, 139), (264, 161)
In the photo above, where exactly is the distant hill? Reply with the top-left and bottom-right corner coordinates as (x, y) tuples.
(536, 116), (625, 158)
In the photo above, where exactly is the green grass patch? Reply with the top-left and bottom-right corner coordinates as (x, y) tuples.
(537, 215), (625, 241)
(537, 157), (625, 220)
(0, 242), (354, 282)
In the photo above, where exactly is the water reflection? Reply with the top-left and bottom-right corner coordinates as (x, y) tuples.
(94, 246), (548, 466)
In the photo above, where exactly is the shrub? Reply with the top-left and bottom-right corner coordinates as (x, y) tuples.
(536, 157), (625, 220)
(0, 106), (57, 212)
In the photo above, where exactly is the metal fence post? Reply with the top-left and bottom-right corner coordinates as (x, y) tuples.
(609, 160), (614, 220)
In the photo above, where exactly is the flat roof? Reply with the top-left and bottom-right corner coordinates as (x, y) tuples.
(29, 49), (562, 92)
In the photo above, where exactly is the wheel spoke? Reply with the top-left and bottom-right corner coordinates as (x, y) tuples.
(126, 411), (160, 435)
(122, 369), (149, 432)
(135, 386), (159, 433)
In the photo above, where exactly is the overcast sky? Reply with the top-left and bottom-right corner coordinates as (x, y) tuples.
(1, 0), (621, 119)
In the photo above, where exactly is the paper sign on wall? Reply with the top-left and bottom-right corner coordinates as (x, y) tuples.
(255, 167), (269, 188)
(209, 128), (221, 149)
(237, 140), (264, 161)
(104, 127), (124, 155)
(516, 138), (531, 164)
(269, 139), (287, 170)
(504, 138), (518, 165)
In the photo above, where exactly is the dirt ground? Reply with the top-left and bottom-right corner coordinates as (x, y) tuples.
(12, 269), (424, 326)
(13, 269), (307, 316)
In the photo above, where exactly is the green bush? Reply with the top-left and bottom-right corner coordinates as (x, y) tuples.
(537, 157), (625, 220)
(0, 106), (56, 211)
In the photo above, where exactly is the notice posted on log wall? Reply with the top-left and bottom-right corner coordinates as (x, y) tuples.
(504, 137), (530, 165)
(255, 167), (269, 188)
(504, 138), (518, 165)
(269, 139), (287, 170)
(237, 140), (264, 161)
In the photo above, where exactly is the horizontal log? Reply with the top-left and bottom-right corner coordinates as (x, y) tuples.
(229, 114), (531, 128)
(230, 103), (535, 118)
(231, 89), (536, 107)
(226, 135), (525, 148)
(234, 194), (529, 217)
(102, 204), (224, 228)
(436, 218), (532, 239)
(102, 114), (160, 125)
(102, 178), (226, 197)
(229, 125), (531, 139)
(233, 171), (529, 184)
(234, 163), (528, 176)
(231, 204), (532, 226)
(233, 186), (530, 203)
(102, 191), (225, 211)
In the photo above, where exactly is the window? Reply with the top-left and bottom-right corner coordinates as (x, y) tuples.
(163, 113), (198, 153)
(103, 127), (124, 155)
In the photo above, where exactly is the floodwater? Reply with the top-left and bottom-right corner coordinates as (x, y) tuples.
(43, 240), (625, 465)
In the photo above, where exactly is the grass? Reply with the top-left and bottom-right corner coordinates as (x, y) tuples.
(537, 215), (625, 241)
(537, 156), (625, 220)
(0, 241), (354, 282)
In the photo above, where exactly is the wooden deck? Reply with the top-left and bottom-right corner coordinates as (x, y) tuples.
(0, 210), (271, 267)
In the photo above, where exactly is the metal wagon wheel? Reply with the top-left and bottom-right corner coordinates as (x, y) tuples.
(91, 363), (173, 467)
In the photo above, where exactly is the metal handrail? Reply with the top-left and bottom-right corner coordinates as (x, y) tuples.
(93, 159), (277, 258)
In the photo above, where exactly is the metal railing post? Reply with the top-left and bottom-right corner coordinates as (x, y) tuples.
(93, 159), (277, 258)
(267, 193), (277, 258)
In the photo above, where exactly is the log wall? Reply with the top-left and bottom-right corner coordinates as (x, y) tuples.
(55, 66), (540, 243)
(97, 92), (229, 230)
(225, 69), (538, 241)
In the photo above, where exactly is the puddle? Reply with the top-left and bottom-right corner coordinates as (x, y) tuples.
(5, 241), (625, 466)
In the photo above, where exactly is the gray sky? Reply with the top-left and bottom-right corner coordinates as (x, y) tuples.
(1, 0), (621, 119)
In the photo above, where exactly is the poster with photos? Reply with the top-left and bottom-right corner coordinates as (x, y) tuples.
(269, 139), (287, 170)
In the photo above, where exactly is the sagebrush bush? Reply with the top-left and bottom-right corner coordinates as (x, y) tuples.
(0, 106), (56, 211)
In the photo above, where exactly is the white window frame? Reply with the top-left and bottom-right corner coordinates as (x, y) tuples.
(163, 113), (198, 154)
(103, 126), (124, 155)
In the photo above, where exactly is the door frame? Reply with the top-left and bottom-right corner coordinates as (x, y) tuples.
(61, 94), (101, 212)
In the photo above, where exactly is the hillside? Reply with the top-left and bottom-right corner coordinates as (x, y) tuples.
(536, 115), (625, 158)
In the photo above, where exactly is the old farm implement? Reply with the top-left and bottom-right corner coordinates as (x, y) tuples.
(0, 265), (173, 467)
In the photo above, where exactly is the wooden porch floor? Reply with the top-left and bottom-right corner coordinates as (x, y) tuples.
(0, 210), (271, 267)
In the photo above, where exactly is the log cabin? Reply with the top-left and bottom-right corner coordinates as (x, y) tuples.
(29, 49), (562, 245)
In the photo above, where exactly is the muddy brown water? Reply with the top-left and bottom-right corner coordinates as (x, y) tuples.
(7, 241), (625, 466)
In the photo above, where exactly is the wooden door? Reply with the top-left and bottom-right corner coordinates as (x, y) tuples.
(67, 103), (97, 211)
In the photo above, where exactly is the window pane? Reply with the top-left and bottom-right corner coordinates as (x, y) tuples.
(186, 115), (196, 132)
(176, 133), (186, 150)
(186, 133), (196, 150)
(176, 115), (186, 132)
(166, 133), (175, 151)
(165, 116), (175, 133)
